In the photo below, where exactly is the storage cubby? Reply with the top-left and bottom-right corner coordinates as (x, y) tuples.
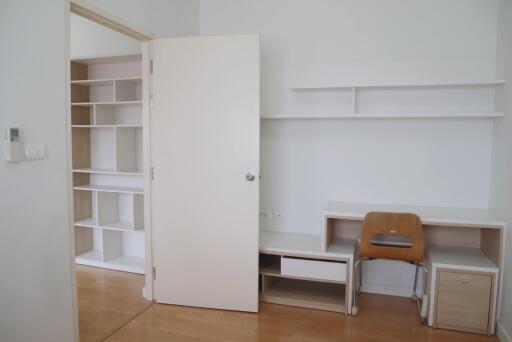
(101, 229), (145, 274)
(71, 105), (93, 125)
(259, 253), (281, 274)
(71, 80), (115, 104)
(115, 127), (143, 173)
(115, 79), (142, 102)
(260, 275), (346, 313)
(95, 103), (142, 126)
(97, 191), (144, 231)
(75, 227), (103, 263)
(73, 189), (97, 227)
(75, 54), (142, 80)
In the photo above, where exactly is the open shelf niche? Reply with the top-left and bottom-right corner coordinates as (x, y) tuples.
(71, 54), (145, 274)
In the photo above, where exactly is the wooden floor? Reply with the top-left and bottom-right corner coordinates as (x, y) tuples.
(78, 266), (498, 342)
(76, 265), (153, 342)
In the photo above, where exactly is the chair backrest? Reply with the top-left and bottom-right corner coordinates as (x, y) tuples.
(359, 212), (424, 262)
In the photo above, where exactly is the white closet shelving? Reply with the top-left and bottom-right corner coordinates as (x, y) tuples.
(71, 54), (145, 274)
(262, 79), (506, 120)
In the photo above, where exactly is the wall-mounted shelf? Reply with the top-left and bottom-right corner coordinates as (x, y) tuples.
(261, 112), (505, 120)
(284, 79), (506, 120)
(291, 80), (506, 91)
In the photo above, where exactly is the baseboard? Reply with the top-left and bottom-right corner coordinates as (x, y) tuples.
(498, 322), (511, 342)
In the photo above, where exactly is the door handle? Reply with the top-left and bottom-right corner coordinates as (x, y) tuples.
(245, 172), (255, 182)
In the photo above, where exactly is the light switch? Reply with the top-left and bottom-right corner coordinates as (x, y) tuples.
(25, 144), (46, 161)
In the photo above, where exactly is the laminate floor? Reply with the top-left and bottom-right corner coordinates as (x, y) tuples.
(76, 265), (153, 342)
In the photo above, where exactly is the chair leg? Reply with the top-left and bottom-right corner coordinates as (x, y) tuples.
(412, 262), (428, 323)
(353, 257), (370, 314)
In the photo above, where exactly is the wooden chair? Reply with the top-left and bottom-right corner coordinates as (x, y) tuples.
(353, 212), (428, 321)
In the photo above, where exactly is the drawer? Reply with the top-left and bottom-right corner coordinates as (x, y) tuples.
(435, 270), (493, 334)
(281, 256), (346, 282)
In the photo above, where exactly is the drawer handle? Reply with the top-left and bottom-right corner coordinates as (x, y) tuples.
(461, 278), (471, 284)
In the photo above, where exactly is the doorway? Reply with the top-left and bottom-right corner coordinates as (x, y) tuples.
(68, 1), (154, 341)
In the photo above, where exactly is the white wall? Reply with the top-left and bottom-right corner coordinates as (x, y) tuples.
(0, 1), (76, 341)
(490, 0), (512, 340)
(71, 0), (200, 57)
(200, 0), (499, 297)
(200, 0), (498, 233)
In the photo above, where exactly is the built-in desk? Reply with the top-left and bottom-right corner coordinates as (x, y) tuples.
(322, 201), (506, 334)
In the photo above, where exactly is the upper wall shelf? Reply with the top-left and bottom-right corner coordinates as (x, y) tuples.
(261, 112), (505, 120)
(291, 80), (506, 91)
(275, 79), (507, 120)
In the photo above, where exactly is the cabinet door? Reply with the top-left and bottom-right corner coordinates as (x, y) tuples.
(150, 35), (260, 312)
(435, 270), (492, 333)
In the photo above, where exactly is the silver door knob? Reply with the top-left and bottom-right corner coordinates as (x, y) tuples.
(245, 172), (255, 182)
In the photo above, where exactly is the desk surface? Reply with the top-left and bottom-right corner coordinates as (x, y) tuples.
(426, 245), (498, 271)
(259, 230), (355, 260)
(324, 201), (506, 229)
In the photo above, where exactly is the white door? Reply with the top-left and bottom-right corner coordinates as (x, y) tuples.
(150, 35), (260, 312)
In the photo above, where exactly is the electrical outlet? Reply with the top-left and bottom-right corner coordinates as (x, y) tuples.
(272, 211), (282, 220)
(259, 211), (268, 218)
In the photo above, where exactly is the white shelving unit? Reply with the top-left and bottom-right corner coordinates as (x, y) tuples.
(71, 54), (145, 274)
(263, 79), (506, 120)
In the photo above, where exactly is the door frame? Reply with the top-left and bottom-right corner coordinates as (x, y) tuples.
(67, 1), (155, 340)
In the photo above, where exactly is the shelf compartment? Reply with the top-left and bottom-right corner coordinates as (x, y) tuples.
(71, 106), (93, 126)
(116, 127), (143, 173)
(259, 253), (281, 275)
(95, 102), (142, 126)
(75, 226), (103, 264)
(97, 191), (143, 231)
(71, 81), (114, 103)
(72, 54), (142, 80)
(73, 189), (96, 225)
(101, 229), (145, 274)
(115, 78), (142, 102)
(71, 127), (116, 170)
(260, 276), (346, 313)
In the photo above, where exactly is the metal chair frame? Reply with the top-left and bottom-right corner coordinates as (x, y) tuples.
(353, 257), (428, 322)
